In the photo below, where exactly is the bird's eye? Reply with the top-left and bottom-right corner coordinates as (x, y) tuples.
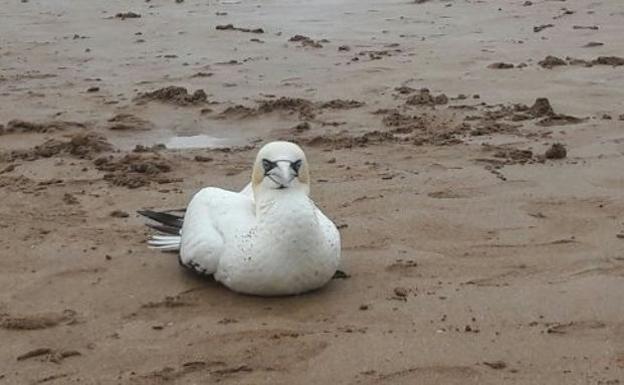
(262, 159), (276, 173)
(290, 160), (302, 174)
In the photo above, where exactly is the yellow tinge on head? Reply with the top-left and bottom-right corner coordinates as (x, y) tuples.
(251, 141), (310, 196)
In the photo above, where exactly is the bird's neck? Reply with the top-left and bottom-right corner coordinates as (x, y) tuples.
(255, 189), (311, 218)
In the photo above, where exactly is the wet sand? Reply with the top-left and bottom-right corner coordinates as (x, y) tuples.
(1, 0), (624, 384)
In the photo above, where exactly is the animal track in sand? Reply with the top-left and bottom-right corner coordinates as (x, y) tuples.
(139, 329), (330, 376)
(132, 361), (248, 385)
(463, 267), (537, 288)
(17, 347), (81, 363)
(546, 320), (607, 335)
(359, 365), (481, 385)
(0, 309), (78, 330)
(427, 189), (478, 199)
(568, 262), (624, 279)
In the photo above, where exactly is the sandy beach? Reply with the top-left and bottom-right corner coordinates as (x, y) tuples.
(1, 0), (624, 384)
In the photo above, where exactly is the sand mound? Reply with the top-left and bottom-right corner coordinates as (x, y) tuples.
(107, 113), (154, 131)
(1, 119), (86, 134)
(9, 133), (112, 161)
(94, 153), (177, 189)
(137, 86), (208, 106)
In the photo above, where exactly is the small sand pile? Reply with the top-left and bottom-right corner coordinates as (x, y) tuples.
(94, 153), (176, 189)
(216, 24), (264, 33)
(482, 97), (585, 127)
(539, 56), (567, 69)
(405, 89), (448, 106)
(491, 146), (534, 164)
(257, 97), (316, 119)
(488, 62), (514, 69)
(1, 119), (85, 134)
(218, 105), (256, 119)
(354, 49), (401, 61)
(289, 35), (325, 48)
(137, 86), (208, 106)
(302, 131), (396, 149)
(382, 111), (427, 133)
(115, 12), (141, 20)
(218, 97), (364, 120)
(545, 143), (567, 159)
(592, 56), (624, 66)
(395, 86), (416, 94)
(319, 100), (364, 109)
(378, 109), (465, 145)
(107, 113), (154, 131)
(10, 133), (112, 161)
(527, 97), (555, 117)
(292, 122), (311, 131)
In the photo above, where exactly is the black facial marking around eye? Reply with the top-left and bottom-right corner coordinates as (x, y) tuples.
(290, 159), (302, 175)
(262, 159), (277, 174)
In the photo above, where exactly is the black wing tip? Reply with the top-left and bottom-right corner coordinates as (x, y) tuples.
(137, 209), (182, 218)
(138, 209), (184, 233)
(146, 223), (181, 235)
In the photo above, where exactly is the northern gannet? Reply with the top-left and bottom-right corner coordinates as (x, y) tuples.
(139, 141), (341, 296)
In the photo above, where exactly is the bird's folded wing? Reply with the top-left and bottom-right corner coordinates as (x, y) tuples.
(179, 187), (255, 274)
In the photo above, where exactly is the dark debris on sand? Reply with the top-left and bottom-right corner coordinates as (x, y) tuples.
(488, 62), (514, 69)
(115, 12), (141, 20)
(538, 56), (567, 69)
(289, 35), (325, 48)
(216, 24), (264, 34)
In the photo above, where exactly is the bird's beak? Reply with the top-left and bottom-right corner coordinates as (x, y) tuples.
(269, 162), (296, 189)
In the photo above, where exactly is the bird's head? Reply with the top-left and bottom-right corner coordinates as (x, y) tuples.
(251, 141), (310, 197)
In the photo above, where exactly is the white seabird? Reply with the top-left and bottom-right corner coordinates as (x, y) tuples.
(139, 141), (341, 296)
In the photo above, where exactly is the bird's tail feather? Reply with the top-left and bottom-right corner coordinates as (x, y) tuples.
(138, 210), (184, 252)
(148, 234), (182, 251)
